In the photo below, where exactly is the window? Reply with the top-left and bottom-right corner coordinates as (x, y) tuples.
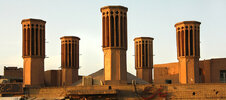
(220, 70), (226, 83)
(165, 80), (172, 84)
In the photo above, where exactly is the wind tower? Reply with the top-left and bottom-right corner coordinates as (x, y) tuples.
(100, 6), (128, 84)
(134, 37), (154, 83)
(22, 18), (46, 87)
(61, 36), (80, 86)
(175, 21), (201, 84)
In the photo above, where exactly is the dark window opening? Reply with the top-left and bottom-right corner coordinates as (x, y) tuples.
(165, 80), (172, 84)
(220, 70), (226, 83)
(181, 30), (184, 56)
(145, 43), (148, 67)
(110, 16), (114, 47)
(194, 30), (197, 55)
(106, 16), (109, 47)
(72, 44), (75, 67)
(23, 28), (26, 56)
(75, 44), (77, 68)
(116, 15), (119, 47)
(65, 44), (67, 67)
(193, 92), (195, 96)
(190, 30), (193, 56)
(178, 31), (181, 56)
(185, 30), (188, 56)
(120, 16), (123, 47)
(69, 44), (71, 67)
(31, 28), (34, 55)
(40, 29), (42, 56)
(36, 28), (38, 55)
(142, 43), (144, 67)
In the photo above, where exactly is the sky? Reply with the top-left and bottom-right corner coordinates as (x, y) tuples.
(0, 0), (226, 76)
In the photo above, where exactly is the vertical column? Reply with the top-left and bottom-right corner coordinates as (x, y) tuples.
(143, 41), (147, 67)
(135, 42), (138, 68)
(23, 27), (26, 56)
(65, 42), (67, 67)
(40, 28), (42, 56)
(67, 42), (70, 67)
(124, 15), (127, 49)
(183, 29), (186, 56)
(147, 40), (151, 67)
(176, 30), (179, 57)
(188, 27), (191, 56)
(193, 26), (196, 56)
(121, 15), (124, 48)
(137, 42), (140, 68)
(118, 13), (121, 47)
(197, 27), (200, 57)
(109, 14), (112, 47)
(43, 26), (45, 57)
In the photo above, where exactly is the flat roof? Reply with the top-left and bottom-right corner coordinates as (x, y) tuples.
(134, 37), (154, 41)
(175, 21), (201, 27)
(60, 36), (80, 40)
(21, 18), (46, 23)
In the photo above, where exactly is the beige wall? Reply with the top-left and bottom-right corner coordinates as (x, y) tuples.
(154, 62), (179, 84)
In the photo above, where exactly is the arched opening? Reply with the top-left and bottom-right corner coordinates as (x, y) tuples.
(23, 28), (26, 56)
(178, 31), (181, 56)
(27, 28), (30, 55)
(40, 29), (42, 56)
(116, 15), (119, 47)
(181, 30), (184, 56)
(106, 16), (109, 47)
(190, 29), (193, 56)
(120, 16), (123, 47)
(185, 29), (188, 56)
(36, 28), (38, 55)
(69, 43), (71, 67)
(110, 16), (114, 47)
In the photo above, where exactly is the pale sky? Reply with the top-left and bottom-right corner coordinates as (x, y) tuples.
(0, 0), (226, 76)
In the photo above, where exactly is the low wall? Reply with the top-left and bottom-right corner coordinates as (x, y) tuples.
(27, 83), (226, 99)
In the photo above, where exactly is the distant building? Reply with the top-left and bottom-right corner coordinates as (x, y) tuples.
(154, 21), (226, 84)
(154, 58), (226, 84)
(1, 66), (23, 83)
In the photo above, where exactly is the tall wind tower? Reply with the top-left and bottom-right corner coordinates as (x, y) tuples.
(175, 21), (201, 84)
(134, 37), (154, 83)
(22, 18), (46, 87)
(61, 36), (80, 86)
(100, 6), (128, 84)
